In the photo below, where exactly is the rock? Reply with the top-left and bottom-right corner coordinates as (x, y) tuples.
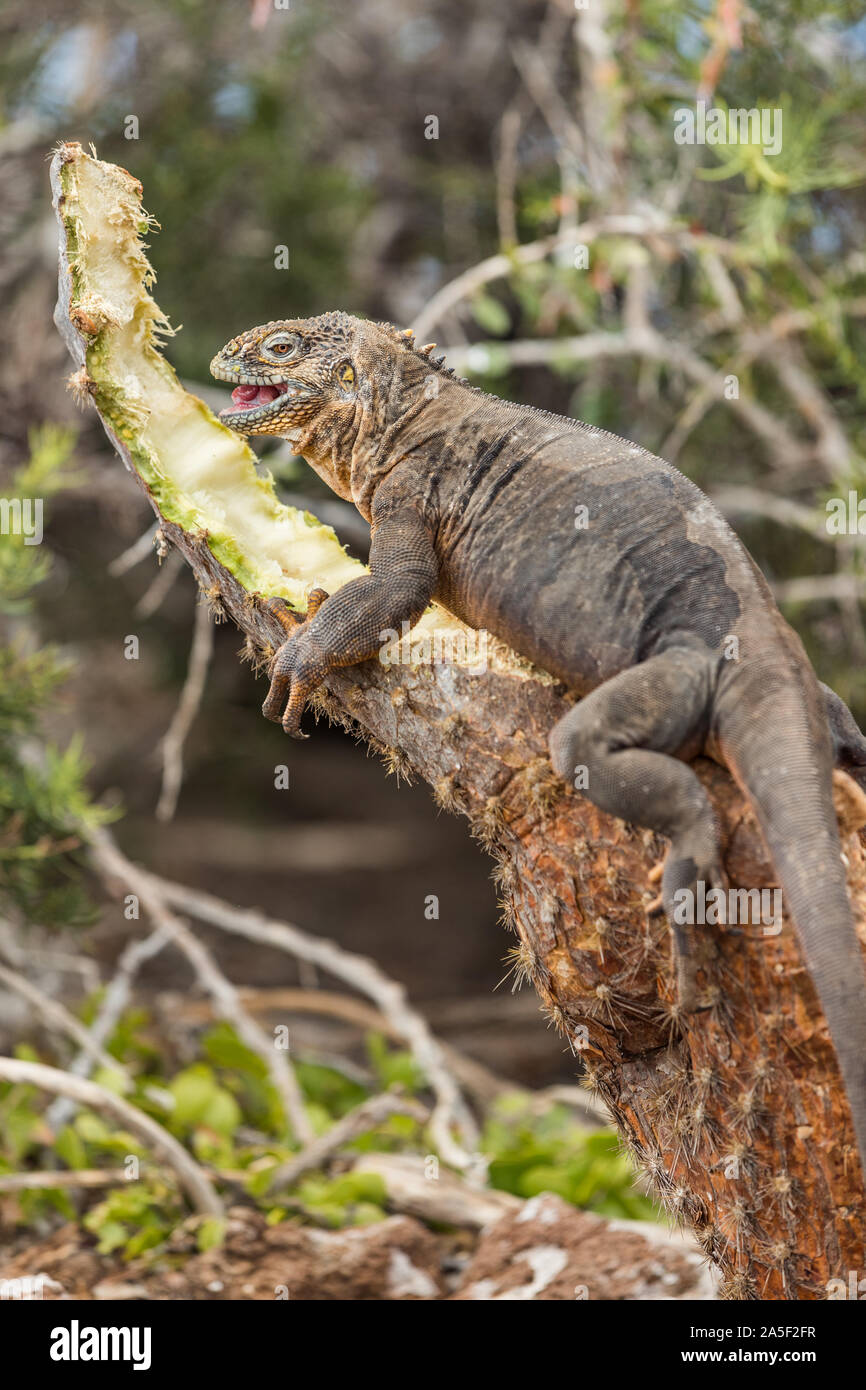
(452, 1193), (718, 1300)
(0, 1197), (717, 1300)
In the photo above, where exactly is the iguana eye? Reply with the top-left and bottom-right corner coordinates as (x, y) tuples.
(338, 363), (355, 389)
(262, 334), (299, 361)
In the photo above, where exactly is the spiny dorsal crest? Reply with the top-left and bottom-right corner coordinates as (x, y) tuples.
(373, 318), (470, 386)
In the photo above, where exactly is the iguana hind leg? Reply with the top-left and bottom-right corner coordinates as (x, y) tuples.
(821, 680), (866, 791)
(548, 646), (722, 1010)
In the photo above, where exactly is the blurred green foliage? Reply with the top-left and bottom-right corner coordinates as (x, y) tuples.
(0, 1016), (656, 1259)
(482, 1094), (657, 1221)
(1, 1), (371, 376)
(0, 427), (112, 929)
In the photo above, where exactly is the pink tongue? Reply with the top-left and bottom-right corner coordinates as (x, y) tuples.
(230, 384), (281, 408)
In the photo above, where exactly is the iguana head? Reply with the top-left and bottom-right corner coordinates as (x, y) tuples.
(210, 311), (365, 443)
(211, 311), (465, 508)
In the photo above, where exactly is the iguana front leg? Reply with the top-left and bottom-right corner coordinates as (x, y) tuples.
(262, 501), (438, 736)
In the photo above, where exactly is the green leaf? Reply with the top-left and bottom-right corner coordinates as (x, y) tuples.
(515, 1163), (575, 1200)
(301, 1202), (345, 1227)
(196, 1216), (227, 1252)
(202, 1023), (267, 1078)
(54, 1125), (88, 1171)
(124, 1225), (167, 1258)
(349, 1202), (386, 1226)
(75, 1112), (112, 1145)
(168, 1065), (241, 1136)
(318, 1171), (387, 1206)
(365, 1034), (423, 1092)
(294, 1059), (367, 1117)
(92, 1067), (129, 1096)
(471, 292), (510, 337)
(200, 1088), (242, 1137)
(245, 1162), (281, 1198)
(93, 1220), (129, 1255)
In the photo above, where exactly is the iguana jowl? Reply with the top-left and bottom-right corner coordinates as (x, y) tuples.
(211, 311), (866, 1175)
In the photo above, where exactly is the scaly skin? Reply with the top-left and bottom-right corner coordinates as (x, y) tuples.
(211, 311), (866, 1178)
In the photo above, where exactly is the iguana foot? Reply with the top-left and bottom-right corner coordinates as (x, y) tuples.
(822, 680), (866, 793)
(659, 834), (727, 1012)
(265, 587), (329, 635)
(262, 588), (331, 735)
(645, 859), (665, 915)
(264, 596), (302, 633)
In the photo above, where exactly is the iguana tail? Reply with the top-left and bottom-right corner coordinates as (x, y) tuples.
(716, 651), (866, 1180)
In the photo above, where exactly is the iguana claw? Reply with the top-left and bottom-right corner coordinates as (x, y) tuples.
(262, 587), (331, 734)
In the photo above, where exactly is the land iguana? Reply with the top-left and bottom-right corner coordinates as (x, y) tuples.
(211, 311), (866, 1175)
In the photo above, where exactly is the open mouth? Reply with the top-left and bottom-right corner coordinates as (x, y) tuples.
(214, 376), (312, 425)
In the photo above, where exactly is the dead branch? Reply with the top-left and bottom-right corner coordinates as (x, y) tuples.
(573, 0), (622, 196)
(350, 1152), (520, 1228)
(135, 547), (183, 619)
(711, 487), (827, 539)
(108, 524), (158, 577)
(0, 1169), (130, 1192)
(151, 874), (482, 1169)
(266, 1092), (430, 1194)
(443, 329), (808, 469)
(88, 827), (314, 1146)
(0, 961), (130, 1083)
(411, 212), (670, 342)
(156, 597), (214, 822)
(771, 575), (866, 604)
(48, 924), (169, 1124)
